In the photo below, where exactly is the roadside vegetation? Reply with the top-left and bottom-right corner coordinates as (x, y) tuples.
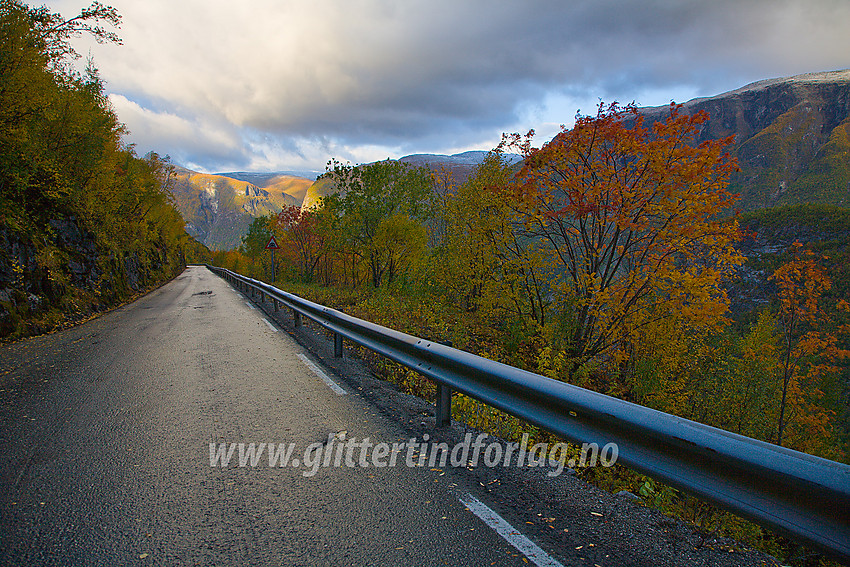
(0, 1), (207, 340)
(213, 103), (850, 566)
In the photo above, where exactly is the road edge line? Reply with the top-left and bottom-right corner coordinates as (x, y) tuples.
(456, 492), (564, 567)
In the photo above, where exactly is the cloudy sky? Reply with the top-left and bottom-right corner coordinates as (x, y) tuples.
(52, 0), (849, 175)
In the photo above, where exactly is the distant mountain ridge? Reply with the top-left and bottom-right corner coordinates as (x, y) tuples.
(399, 151), (522, 185)
(640, 69), (850, 210)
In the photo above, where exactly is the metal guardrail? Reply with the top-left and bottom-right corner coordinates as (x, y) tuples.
(207, 264), (850, 562)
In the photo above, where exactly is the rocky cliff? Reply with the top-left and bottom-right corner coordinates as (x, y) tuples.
(0, 216), (190, 340)
(641, 69), (850, 210)
(168, 168), (311, 250)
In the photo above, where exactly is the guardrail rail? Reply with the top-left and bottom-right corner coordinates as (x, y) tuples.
(206, 264), (850, 562)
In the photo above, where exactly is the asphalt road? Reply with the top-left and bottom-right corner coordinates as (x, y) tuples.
(0, 266), (782, 566)
(0, 266), (569, 566)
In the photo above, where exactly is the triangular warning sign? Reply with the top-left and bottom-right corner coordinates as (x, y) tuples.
(265, 235), (280, 250)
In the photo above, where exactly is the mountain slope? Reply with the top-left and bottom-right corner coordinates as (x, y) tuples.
(400, 151), (522, 183)
(640, 69), (850, 210)
(168, 168), (312, 250)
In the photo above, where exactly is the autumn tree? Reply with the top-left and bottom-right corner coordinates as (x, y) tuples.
(274, 204), (328, 282)
(26, 1), (121, 71)
(504, 102), (744, 370)
(322, 159), (431, 288)
(770, 243), (850, 450)
(0, 2), (194, 337)
(433, 151), (550, 325)
(1, 1), (122, 231)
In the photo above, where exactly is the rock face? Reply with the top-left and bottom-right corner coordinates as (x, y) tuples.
(242, 184), (272, 216)
(168, 168), (309, 250)
(0, 215), (182, 338)
(641, 69), (850, 211)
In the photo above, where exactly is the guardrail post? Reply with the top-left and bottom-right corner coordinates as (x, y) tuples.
(293, 310), (301, 327)
(273, 298), (279, 312)
(436, 383), (452, 427)
(334, 333), (343, 358)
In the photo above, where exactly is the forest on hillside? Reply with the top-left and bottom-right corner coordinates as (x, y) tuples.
(213, 103), (850, 563)
(0, 1), (205, 340)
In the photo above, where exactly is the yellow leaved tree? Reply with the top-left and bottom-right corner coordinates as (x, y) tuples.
(771, 243), (850, 453)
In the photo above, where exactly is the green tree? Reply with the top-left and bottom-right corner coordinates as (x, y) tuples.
(240, 215), (273, 259)
(323, 159), (432, 287)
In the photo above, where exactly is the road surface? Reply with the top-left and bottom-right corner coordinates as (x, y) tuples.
(0, 266), (779, 566)
(0, 267), (568, 566)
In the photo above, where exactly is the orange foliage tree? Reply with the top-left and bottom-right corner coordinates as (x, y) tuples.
(504, 102), (744, 369)
(274, 204), (328, 283)
(770, 243), (850, 449)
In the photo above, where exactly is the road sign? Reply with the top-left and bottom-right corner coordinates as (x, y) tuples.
(265, 235), (280, 250)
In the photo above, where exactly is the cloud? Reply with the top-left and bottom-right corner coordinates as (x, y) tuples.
(107, 95), (250, 170)
(53, 0), (850, 170)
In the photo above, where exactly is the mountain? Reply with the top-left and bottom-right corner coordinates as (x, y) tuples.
(168, 167), (313, 250)
(400, 150), (522, 183)
(640, 69), (850, 211)
(169, 70), (850, 249)
(300, 151), (523, 210)
(301, 176), (336, 211)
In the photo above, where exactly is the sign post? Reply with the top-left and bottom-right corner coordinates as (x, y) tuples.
(265, 235), (280, 282)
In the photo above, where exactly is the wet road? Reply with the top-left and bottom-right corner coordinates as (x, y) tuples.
(0, 266), (566, 566)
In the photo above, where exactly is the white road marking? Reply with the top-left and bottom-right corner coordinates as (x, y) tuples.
(244, 302), (255, 310)
(262, 318), (278, 332)
(456, 492), (564, 567)
(297, 353), (347, 395)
